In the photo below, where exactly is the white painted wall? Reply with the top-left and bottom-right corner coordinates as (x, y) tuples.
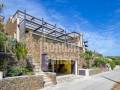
(16, 18), (20, 42)
(75, 60), (78, 75)
(0, 72), (3, 79)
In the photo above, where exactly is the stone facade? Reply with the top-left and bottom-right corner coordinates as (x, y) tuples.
(4, 13), (84, 74)
(0, 75), (44, 90)
(23, 31), (84, 73)
(5, 18), (17, 36)
(24, 31), (82, 61)
(45, 72), (57, 85)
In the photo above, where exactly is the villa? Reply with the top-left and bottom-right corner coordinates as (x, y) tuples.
(5, 10), (85, 75)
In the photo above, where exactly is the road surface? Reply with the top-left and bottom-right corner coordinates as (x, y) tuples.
(43, 69), (120, 90)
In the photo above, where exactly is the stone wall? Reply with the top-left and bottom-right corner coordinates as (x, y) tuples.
(5, 19), (17, 36)
(24, 32), (83, 63)
(45, 72), (57, 85)
(0, 75), (44, 90)
(23, 31), (84, 74)
(78, 68), (102, 76)
(89, 68), (102, 76)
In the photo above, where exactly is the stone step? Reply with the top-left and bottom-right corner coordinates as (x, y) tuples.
(31, 60), (54, 87)
(42, 74), (54, 87)
(34, 65), (40, 67)
(44, 82), (53, 87)
(44, 78), (51, 81)
(34, 66), (41, 69)
(34, 69), (41, 71)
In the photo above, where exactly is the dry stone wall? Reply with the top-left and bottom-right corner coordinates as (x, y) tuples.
(24, 32), (83, 60)
(0, 75), (44, 90)
(23, 31), (84, 71)
(45, 72), (57, 85)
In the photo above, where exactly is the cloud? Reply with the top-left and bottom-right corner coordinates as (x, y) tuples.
(2, 0), (120, 56)
(3, 0), (52, 22)
(3, 0), (69, 28)
(84, 32), (118, 55)
(74, 21), (120, 56)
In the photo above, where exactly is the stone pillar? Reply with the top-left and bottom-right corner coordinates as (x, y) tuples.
(0, 72), (3, 79)
(86, 69), (89, 76)
(75, 60), (78, 75)
(16, 18), (20, 42)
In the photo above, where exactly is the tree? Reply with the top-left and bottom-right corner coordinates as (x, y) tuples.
(80, 50), (94, 68)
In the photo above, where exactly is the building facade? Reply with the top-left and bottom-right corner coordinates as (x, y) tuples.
(5, 10), (85, 75)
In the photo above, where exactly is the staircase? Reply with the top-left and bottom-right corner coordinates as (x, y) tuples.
(33, 63), (54, 87)
(35, 72), (54, 87)
(33, 63), (41, 73)
(43, 73), (54, 87)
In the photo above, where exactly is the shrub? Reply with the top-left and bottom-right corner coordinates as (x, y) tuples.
(108, 60), (116, 70)
(0, 32), (7, 51)
(7, 67), (33, 77)
(14, 42), (28, 60)
(0, 23), (4, 31)
(114, 60), (120, 65)
(0, 59), (7, 71)
(93, 57), (107, 67)
(80, 50), (94, 68)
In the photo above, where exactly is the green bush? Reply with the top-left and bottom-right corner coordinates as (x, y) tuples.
(14, 42), (28, 60)
(114, 60), (120, 65)
(7, 67), (33, 77)
(0, 59), (8, 77)
(94, 57), (107, 67)
(108, 60), (116, 70)
(0, 32), (7, 51)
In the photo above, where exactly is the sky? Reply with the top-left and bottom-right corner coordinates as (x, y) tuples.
(1, 0), (120, 56)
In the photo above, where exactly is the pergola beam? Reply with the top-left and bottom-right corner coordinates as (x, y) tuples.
(56, 33), (66, 38)
(13, 10), (81, 44)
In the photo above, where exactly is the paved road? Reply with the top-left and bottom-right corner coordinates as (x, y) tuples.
(43, 69), (120, 90)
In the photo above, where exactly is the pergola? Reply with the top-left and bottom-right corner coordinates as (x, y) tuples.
(12, 10), (81, 45)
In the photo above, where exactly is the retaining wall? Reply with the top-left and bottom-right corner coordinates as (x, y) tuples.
(0, 75), (44, 90)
